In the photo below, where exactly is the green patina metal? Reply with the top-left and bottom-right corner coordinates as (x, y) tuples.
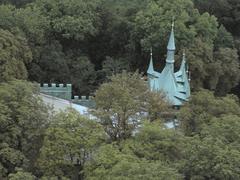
(39, 83), (95, 108)
(72, 95), (96, 108)
(39, 83), (72, 100)
(147, 22), (191, 106)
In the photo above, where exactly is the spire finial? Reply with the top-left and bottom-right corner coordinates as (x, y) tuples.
(147, 46), (154, 75)
(183, 49), (185, 57)
(167, 17), (176, 52)
(171, 16), (175, 29)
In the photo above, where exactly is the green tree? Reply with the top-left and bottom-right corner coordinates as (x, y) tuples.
(179, 89), (240, 135)
(29, 41), (70, 83)
(125, 121), (187, 162)
(38, 109), (105, 180)
(0, 80), (49, 178)
(68, 56), (97, 95)
(101, 56), (130, 77)
(86, 144), (182, 180)
(0, 4), (17, 30)
(0, 29), (32, 82)
(93, 71), (169, 142)
(201, 115), (240, 149)
(33, 0), (101, 41)
(86, 0), (148, 68)
(0, 0), (35, 7)
(214, 25), (234, 49)
(15, 5), (50, 45)
(131, 0), (200, 67)
(214, 48), (240, 95)
(0, 4), (49, 51)
(187, 39), (239, 93)
(181, 136), (240, 179)
(194, 0), (240, 36)
(8, 168), (36, 180)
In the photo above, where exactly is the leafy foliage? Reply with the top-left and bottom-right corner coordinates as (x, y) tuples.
(8, 168), (36, 180)
(33, 0), (101, 41)
(194, 0), (240, 36)
(68, 56), (97, 95)
(86, 143), (182, 180)
(93, 71), (169, 141)
(181, 135), (240, 179)
(0, 0), (240, 179)
(0, 29), (32, 82)
(179, 89), (240, 135)
(38, 109), (105, 179)
(1, 0), (240, 95)
(0, 80), (49, 178)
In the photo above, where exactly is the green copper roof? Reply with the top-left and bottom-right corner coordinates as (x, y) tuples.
(147, 23), (191, 106)
(166, 23), (176, 64)
(167, 24), (176, 50)
(147, 50), (155, 75)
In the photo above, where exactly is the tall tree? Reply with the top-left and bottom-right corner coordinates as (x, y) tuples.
(179, 89), (240, 135)
(86, 143), (182, 180)
(33, 0), (101, 41)
(201, 115), (240, 148)
(125, 121), (186, 163)
(0, 80), (49, 178)
(181, 133), (240, 179)
(0, 29), (32, 82)
(68, 56), (97, 95)
(93, 71), (169, 142)
(194, 0), (240, 36)
(29, 41), (70, 83)
(38, 109), (105, 180)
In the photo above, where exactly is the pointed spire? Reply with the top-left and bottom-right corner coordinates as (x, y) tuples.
(179, 50), (186, 72)
(183, 49), (186, 60)
(167, 18), (176, 50)
(147, 47), (155, 75)
(166, 18), (176, 64)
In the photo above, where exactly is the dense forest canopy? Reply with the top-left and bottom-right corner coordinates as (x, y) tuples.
(0, 0), (239, 96)
(0, 0), (240, 179)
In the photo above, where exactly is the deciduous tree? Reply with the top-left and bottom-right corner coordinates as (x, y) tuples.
(86, 144), (182, 180)
(0, 29), (32, 82)
(38, 109), (105, 180)
(179, 89), (240, 135)
(0, 80), (49, 178)
(93, 71), (169, 142)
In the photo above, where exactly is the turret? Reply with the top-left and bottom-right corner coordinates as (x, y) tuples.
(180, 50), (186, 72)
(166, 22), (176, 64)
(147, 48), (155, 75)
(146, 19), (191, 106)
(180, 51), (191, 98)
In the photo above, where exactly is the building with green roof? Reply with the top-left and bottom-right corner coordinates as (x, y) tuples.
(147, 23), (191, 106)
